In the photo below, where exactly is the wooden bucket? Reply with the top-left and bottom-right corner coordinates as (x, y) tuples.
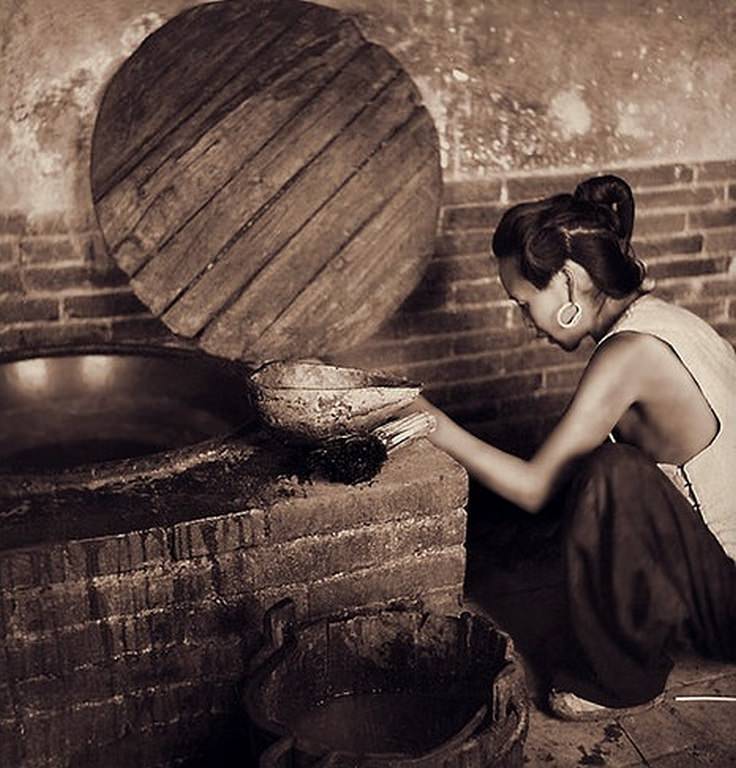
(243, 600), (529, 768)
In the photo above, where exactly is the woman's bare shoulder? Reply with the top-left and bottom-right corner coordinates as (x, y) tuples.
(588, 330), (651, 368)
(589, 330), (686, 392)
(573, 331), (665, 404)
(593, 329), (670, 363)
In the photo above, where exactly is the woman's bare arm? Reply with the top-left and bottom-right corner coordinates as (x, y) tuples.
(421, 334), (646, 512)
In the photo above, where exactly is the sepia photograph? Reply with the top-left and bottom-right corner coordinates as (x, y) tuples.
(1, 0), (735, 765)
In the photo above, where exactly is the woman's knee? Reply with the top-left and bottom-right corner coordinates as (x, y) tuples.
(565, 443), (654, 527)
(574, 442), (649, 488)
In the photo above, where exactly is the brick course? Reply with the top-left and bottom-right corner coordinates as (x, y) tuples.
(0, 219), (181, 353)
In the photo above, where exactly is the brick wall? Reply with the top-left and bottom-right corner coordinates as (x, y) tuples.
(0, 213), (179, 352)
(0, 442), (467, 768)
(1, 159), (735, 454)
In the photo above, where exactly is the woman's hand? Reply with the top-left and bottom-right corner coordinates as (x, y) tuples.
(398, 393), (550, 513)
(401, 393), (449, 418)
(396, 394), (459, 452)
(398, 394), (446, 431)
(401, 332), (642, 515)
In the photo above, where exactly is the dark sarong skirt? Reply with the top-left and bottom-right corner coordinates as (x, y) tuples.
(557, 442), (736, 707)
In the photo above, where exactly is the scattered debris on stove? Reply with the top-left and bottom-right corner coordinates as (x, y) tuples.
(305, 433), (388, 485)
(300, 412), (435, 485)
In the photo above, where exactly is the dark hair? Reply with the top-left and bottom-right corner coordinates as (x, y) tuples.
(491, 175), (646, 298)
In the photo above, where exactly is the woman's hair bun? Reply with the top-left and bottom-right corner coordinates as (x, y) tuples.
(573, 174), (635, 254)
(491, 173), (648, 298)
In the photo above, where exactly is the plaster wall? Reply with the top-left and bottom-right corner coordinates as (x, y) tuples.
(2, 0), (735, 222)
(331, 0), (736, 176)
(1, 0), (191, 223)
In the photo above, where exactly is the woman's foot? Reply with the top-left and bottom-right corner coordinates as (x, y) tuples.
(548, 689), (666, 721)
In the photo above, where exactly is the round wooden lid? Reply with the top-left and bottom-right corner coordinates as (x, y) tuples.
(91, 0), (441, 362)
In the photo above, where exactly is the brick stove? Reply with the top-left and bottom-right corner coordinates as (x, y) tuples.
(0, 347), (468, 767)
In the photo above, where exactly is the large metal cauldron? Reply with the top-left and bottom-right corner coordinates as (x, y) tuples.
(243, 601), (528, 768)
(0, 345), (254, 477)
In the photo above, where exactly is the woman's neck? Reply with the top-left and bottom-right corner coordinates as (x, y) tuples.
(590, 290), (646, 342)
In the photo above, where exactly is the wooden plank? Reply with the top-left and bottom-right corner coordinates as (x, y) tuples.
(109, 25), (366, 277)
(110, 23), (368, 277)
(263, 173), (436, 359)
(95, 7), (354, 263)
(110, 33), (367, 277)
(95, 6), (350, 256)
(159, 72), (421, 337)
(238, 124), (439, 360)
(262, 136), (440, 348)
(317, 176), (440, 350)
(129, 4), (344, 192)
(95, 6), (296, 247)
(92, 0), (282, 198)
(134, 46), (399, 324)
(200, 110), (438, 355)
(158, 70), (418, 335)
(92, 1), (322, 201)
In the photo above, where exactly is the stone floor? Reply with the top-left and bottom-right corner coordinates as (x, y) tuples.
(462, 490), (736, 767)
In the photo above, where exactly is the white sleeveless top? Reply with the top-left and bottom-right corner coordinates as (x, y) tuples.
(600, 294), (736, 561)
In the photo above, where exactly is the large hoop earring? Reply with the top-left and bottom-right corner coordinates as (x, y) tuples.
(557, 301), (582, 328)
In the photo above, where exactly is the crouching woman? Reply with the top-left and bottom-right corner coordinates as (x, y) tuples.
(419, 174), (736, 719)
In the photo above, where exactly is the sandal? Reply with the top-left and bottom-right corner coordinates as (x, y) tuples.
(548, 689), (666, 721)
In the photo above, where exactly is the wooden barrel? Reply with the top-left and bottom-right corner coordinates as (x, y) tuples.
(91, 0), (442, 363)
(244, 601), (529, 768)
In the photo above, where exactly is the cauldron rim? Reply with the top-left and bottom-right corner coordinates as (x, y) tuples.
(0, 340), (239, 366)
(0, 342), (255, 493)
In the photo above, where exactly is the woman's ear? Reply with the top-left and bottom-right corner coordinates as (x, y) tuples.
(560, 262), (576, 300)
(562, 259), (593, 299)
